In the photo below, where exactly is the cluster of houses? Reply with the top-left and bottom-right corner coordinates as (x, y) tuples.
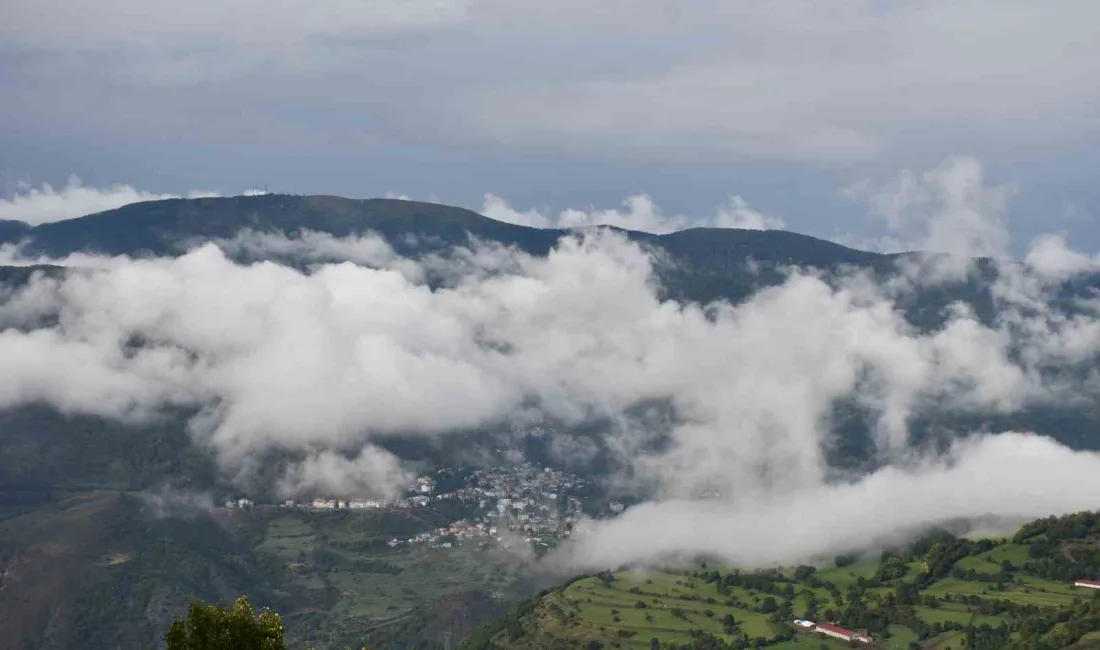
(384, 464), (588, 549)
(389, 519), (501, 549)
(793, 620), (872, 645)
(222, 463), (591, 551)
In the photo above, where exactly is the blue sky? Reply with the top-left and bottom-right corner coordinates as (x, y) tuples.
(1, 0), (1097, 255)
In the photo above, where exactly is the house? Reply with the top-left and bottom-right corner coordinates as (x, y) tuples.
(815, 623), (870, 644)
(1074, 579), (1100, 589)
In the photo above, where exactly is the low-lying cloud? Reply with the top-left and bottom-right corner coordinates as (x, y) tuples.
(482, 193), (785, 234)
(564, 433), (1100, 570)
(2, 158), (1100, 568)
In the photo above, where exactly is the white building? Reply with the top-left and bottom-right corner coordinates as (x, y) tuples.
(1074, 579), (1100, 589)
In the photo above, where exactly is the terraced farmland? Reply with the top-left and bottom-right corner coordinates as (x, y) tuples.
(462, 510), (1100, 649)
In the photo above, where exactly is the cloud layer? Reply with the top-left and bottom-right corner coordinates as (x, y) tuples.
(2, 158), (1100, 568)
(2, 1), (1097, 164)
(481, 194), (785, 234)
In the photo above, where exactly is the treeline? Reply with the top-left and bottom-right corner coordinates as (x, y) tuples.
(1015, 511), (1100, 581)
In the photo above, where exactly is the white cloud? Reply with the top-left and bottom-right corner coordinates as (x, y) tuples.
(0, 225), (1093, 511)
(142, 484), (217, 519)
(211, 229), (424, 281)
(562, 433), (1100, 569)
(0, 177), (220, 225)
(845, 156), (1013, 260)
(481, 193), (784, 234)
(1025, 234), (1098, 281)
(277, 447), (412, 500)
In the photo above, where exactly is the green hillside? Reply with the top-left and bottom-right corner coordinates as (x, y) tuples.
(461, 512), (1100, 650)
(0, 490), (532, 649)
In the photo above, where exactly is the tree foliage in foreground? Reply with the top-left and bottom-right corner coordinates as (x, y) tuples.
(165, 596), (287, 650)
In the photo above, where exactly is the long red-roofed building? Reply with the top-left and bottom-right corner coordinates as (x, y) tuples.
(815, 622), (872, 644)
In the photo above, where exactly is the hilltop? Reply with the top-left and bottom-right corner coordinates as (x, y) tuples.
(461, 512), (1100, 650)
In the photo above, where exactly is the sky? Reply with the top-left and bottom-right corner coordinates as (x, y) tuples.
(2, 0), (1099, 254)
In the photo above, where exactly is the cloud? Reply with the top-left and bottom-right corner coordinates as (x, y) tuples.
(3, 160), (1100, 559)
(0, 177), (220, 225)
(1025, 234), (1099, 281)
(450, 1), (1100, 162)
(277, 447), (412, 500)
(0, 0), (471, 53)
(843, 156), (1014, 259)
(562, 433), (1100, 569)
(481, 194), (785, 234)
(0, 230), (1086, 502)
(2, 2), (1097, 164)
(211, 229), (424, 280)
(141, 483), (217, 519)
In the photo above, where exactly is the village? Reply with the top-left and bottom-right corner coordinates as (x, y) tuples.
(223, 462), (596, 551)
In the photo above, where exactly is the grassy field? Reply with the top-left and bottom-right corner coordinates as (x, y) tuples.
(921, 577), (1078, 608)
(525, 568), (854, 650)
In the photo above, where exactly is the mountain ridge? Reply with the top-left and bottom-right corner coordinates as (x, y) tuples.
(0, 194), (881, 266)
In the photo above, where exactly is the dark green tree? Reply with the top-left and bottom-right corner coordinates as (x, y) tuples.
(165, 596), (286, 650)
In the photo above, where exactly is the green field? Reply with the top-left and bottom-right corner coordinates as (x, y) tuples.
(526, 569), (853, 650)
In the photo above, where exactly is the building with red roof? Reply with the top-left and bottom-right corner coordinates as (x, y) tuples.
(815, 622), (872, 644)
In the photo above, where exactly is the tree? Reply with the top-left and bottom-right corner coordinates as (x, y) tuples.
(793, 565), (817, 581)
(165, 596), (287, 650)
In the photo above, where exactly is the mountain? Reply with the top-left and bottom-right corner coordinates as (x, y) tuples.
(0, 195), (871, 264)
(0, 194), (993, 323)
(1, 195), (1100, 649)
